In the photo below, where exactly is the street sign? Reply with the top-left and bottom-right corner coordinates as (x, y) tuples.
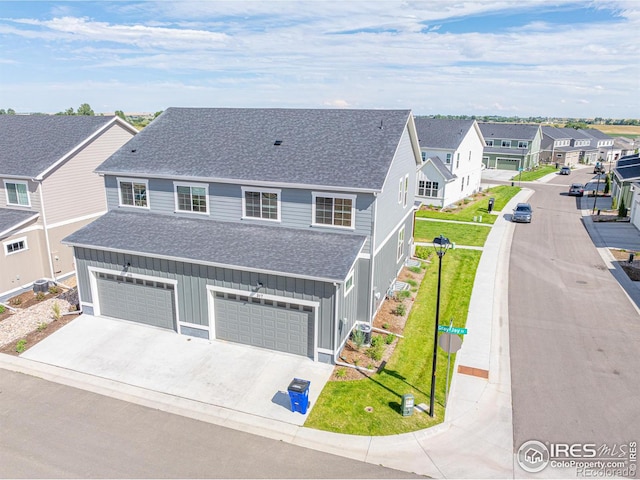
(438, 325), (467, 335)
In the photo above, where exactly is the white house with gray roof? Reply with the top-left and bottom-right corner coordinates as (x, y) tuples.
(63, 107), (422, 364)
(0, 115), (137, 298)
(413, 118), (485, 208)
(479, 123), (542, 171)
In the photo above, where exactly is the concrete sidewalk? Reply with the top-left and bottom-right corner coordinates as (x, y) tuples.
(0, 190), (534, 478)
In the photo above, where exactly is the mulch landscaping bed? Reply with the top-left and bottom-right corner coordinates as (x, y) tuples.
(331, 259), (429, 381)
(610, 248), (640, 281)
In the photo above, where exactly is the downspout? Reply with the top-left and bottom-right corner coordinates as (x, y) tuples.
(37, 180), (56, 282)
(333, 282), (340, 364)
(367, 193), (378, 324)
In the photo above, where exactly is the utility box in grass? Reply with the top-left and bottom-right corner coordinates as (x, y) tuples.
(401, 393), (414, 416)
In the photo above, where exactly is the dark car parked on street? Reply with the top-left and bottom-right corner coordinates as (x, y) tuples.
(559, 166), (571, 175)
(569, 183), (585, 197)
(512, 203), (533, 223)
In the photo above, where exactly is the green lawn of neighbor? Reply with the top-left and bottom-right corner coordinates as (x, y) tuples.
(511, 165), (558, 181)
(415, 185), (520, 224)
(304, 249), (482, 436)
(414, 220), (490, 247)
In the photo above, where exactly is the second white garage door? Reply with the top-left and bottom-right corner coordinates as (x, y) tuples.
(213, 291), (313, 358)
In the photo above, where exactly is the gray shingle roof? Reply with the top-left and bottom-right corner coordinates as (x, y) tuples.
(0, 115), (116, 178)
(426, 156), (456, 182)
(478, 123), (540, 141)
(414, 118), (477, 150)
(541, 126), (571, 139)
(96, 108), (412, 191)
(0, 208), (39, 239)
(63, 210), (366, 282)
(582, 128), (612, 140)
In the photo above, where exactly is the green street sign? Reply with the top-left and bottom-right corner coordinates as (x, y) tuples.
(438, 325), (468, 335)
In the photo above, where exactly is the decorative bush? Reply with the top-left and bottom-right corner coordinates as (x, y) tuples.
(0, 305), (5, 314)
(395, 302), (406, 316)
(619, 198), (628, 218)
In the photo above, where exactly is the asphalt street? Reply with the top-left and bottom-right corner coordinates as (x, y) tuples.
(0, 369), (419, 479)
(509, 169), (640, 449)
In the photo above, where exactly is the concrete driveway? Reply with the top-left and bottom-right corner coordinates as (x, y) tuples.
(21, 314), (334, 426)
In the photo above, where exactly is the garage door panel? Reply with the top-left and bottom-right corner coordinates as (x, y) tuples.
(214, 295), (312, 358)
(96, 273), (176, 331)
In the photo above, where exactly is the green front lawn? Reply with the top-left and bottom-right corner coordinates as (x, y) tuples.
(510, 165), (558, 181)
(305, 249), (482, 436)
(416, 185), (520, 224)
(414, 220), (490, 247)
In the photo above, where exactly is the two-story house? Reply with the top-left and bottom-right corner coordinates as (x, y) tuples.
(612, 153), (640, 213)
(540, 126), (597, 166)
(413, 118), (485, 208)
(0, 115), (137, 298)
(583, 128), (616, 163)
(63, 108), (421, 364)
(478, 123), (542, 171)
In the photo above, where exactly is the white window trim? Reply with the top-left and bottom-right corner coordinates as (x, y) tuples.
(117, 177), (150, 209)
(241, 186), (281, 222)
(4, 236), (28, 256)
(397, 226), (405, 262)
(518, 141), (528, 149)
(486, 140), (494, 146)
(398, 178), (403, 204)
(344, 270), (355, 297)
(173, 181), (209, 215)
(501, 140), (512, 148)
(3, 180), (31, 207)
(403, 174), (409, 208)
(311, 192), (356, 230)
(445, 153), (452, 164)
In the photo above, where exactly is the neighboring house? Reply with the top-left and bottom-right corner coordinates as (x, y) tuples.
(63, 108), (422, 364)
(540, 127), (597, 166)
(613, 136), (637, 158)
(413, 118), (485, 208)
(629, 180), (640, 231)
(0, 115), (137, 298)
(612, 153), (640, 211)
(582, 128), (616, 163)
(478, 123), (542, 171)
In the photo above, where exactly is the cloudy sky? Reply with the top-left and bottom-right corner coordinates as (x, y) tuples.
(0, 1), (638, 117)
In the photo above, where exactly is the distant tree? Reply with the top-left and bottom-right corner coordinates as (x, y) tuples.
(0, 109), (5, 115)
(153, 110), (163, 118)
(77, 103), (94, 116)
(564, 121), (588, 130)
(65, 107), (75, 115)
(114, 110), (127, 120)
(604, 174), (611, 195)
(6, 108), (15, 115)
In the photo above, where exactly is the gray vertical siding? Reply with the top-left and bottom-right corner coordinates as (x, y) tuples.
(373, 127), (417, 249)
(372, 214), (413, 312)
(74, 247), (337, 350)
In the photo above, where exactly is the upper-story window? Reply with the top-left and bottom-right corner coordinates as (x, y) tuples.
(518, 141), (528, 149)
(118, 178), (149, 209)
(486, 140), (494, 147)
(313, 192), (355, 229)
(403, 175), (409, 208)
(456, 153), (460, 168)
(174, 182), (208, 214)
(242, 187), (280, 221)
(397, 226), (405, 262)
(398, 178), (403, 204)
(501, 140), (511, 148)
(445, 153), (452, 164)
(4, 237), (27, 255)
(4, 180), (30, 207)
(421, 151), (426, 161)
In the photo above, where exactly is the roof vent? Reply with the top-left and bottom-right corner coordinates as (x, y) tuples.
(379, 120), (384, 130)
(131, 149), (137, 153)
(274, 140), (283, 146)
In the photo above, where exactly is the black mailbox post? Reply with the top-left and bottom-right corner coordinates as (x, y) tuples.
(488, 197), (495, 213)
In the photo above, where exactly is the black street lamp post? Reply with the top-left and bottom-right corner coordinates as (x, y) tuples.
(430, 234), (451, 417)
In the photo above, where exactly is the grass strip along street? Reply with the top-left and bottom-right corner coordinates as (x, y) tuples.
(415, 185), (519, 224)
(414, 220), (490, 247)
(305, 249), (482, 436)
(305, 185), (520, 436)
(510, 165), (558, 182)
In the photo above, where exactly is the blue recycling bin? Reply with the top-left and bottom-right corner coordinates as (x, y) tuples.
(287, 378), (310, 414)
